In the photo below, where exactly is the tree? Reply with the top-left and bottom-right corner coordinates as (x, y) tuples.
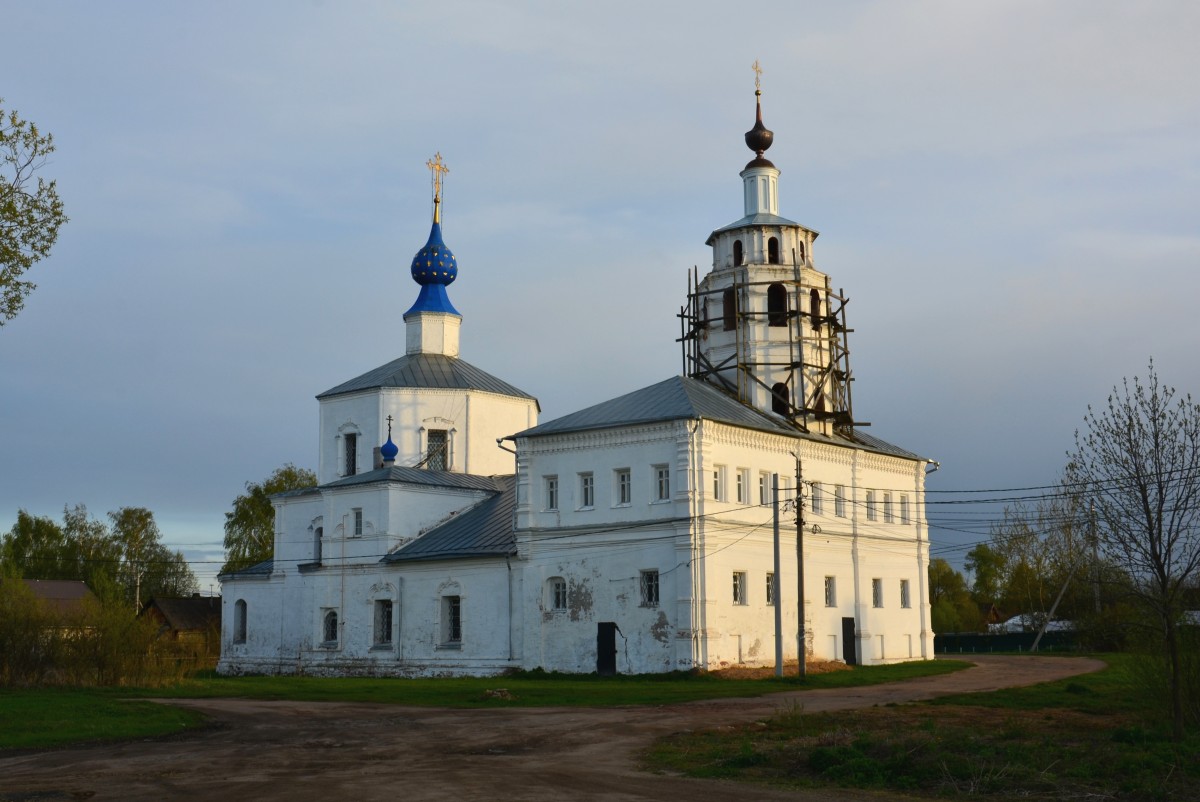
(965, 543), (1006, 605)
(928, 558), (983, 633)
(222, 464), (317, 574)
(1067, 361), (1200, 739)
(1, 98), (67, 326)
(109, 507), (196, 608)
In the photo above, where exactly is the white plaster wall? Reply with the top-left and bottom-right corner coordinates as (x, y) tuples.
(319, 388), (536, 483)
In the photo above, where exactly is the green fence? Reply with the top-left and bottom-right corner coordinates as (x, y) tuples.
(934, 631), (1080, 654)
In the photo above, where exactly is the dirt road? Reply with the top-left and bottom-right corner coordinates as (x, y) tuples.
(0, 655), (1104, 802)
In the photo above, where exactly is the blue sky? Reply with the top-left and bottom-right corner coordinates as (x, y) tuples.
(3, 1), (1198, 591)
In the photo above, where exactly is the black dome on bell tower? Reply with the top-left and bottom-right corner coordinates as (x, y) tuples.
(744, 88), (775, 167)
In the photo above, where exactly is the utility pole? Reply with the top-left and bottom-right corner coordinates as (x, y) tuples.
(795, 456), (806, 679)
(773, 473), (783, 677)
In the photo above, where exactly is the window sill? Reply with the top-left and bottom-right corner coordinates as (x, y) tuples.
(297, 561), (322, 573)
(612, 503), (631, 509)
(649, 499), (671, 506)
(319, 642), (339, 650)
(370, 644), (394, 652)
(436, 642), (462, 651)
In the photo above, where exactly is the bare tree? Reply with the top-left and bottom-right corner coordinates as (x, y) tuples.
(1068, 361), (1200, 739)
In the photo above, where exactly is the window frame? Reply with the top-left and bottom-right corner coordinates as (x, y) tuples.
(824, 576), (837, 608)
(834, 485), (846, 517)
(653, 465), (670, 502)
(900, 494), (910, 525)
(550, 578), (567, 612)
(343, 432), (358, 477)
(766, 572), (775, 606)
(442, 595), (462, 646)
(579, 472), (595, 510)
(712, 465), (726, 501)
(615, 468), (632, 506)
(866, 490), (877, 521)
(353, 508), (363, 537)
(732, 571), (747, 605)
(900, 578), (911, 609)
(544, 475), (559, 511)
(810, 481), (823, 515)
(322, 609), (339, 646)
(425, 428), (449, 471)
(639, 570), (660, 608)
(373, 599), (394, 647)
(872, 578), (884, 608)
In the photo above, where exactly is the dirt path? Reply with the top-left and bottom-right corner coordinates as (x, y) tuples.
(0, 655), (1104, 802)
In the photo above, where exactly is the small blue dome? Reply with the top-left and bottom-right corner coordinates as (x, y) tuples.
(380, 435), (399, 462)
(410, 221), (458, 287)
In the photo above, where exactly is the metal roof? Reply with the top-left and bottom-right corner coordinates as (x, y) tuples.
(383, 475), (516, 563)
(515, 375), (927, 462)
(318, 352), (538, 406)
(323, 465), (505, 493)
(705, 212), (819, 245)
(219, 558), (274, 581)
(515, 375), (794, 438)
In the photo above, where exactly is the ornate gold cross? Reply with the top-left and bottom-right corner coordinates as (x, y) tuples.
(752, 60), (763, 90)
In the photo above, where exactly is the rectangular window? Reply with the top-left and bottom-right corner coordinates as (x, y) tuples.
(579, 473), (594, 509)
(545, 476), (558, 511)
(866, 490), (877, 521)
(732, 571), (747, 605)
(640, 570), (660, 607)
(883, 492), (894, 523)
(616, 469), (631, 505)
(552, 579), (567, 611)
(824, 576), (836, 607)
(759, 473), (769, 505)
(810, 481), (823, 515)
(712, 466), (725, 500)
(900, 579), (911, 609)
(443, 595), (462, 644)
(426, 429), (448, 471)
(900, 495), (910, 525)
(374, 599), (393, 646)
(872, 578), (883, 608)
(353, 508), (363, 536)
(344, 433), (357, 476)
(766, 572), (775, 606)
(834, 485), (846, 517)
(654, 465), (670, 501)
(736, 469), (747, 504)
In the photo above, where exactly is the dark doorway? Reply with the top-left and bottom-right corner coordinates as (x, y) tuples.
(597, 622), (618, 675)
(841, 617), (857, 665)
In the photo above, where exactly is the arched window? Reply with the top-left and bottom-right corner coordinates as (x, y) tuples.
(771, 382), (790, 416)
(768, 236), (780, 264)
(798, 240), (806, 262)
(810, 289), (821, 328)
(323, 610), (338, 644)
(233, 599), (247, 644)
(767, 283), (787, 327)
(722, 287), (736, 331)
(733, 240), (743, 266)
(548, 577), (567, 611)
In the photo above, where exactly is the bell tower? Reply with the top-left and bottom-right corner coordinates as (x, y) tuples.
(680, 64), (858, 436)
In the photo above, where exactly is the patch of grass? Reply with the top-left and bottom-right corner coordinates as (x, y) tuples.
(0, 659), (966, 750)
(647, 654), (1200, 800)
(0, 689), (207, 751)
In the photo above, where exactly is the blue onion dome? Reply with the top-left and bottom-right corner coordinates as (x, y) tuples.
(410, 220), (458, 287)
(380, 435), (399, 462)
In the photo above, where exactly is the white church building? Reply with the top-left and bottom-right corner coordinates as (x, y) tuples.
(218, 84), (935, 676)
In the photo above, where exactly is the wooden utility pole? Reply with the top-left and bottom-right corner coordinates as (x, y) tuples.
(773, 473), (783, 677)
(796, 456), (806, 679)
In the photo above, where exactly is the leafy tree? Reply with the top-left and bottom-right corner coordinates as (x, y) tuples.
(964, 543), (1006, 605)
(222, 463), (317, 574)
(1, 98), (67, 325)
(109, 507), (196, 607)
(1067, 361), (1200, 739)
(928, 558), (983, 633)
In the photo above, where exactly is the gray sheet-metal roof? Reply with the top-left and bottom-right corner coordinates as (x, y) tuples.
(383, 476), (516, 563)
(515, 375), (794, 439)
(324, 465), (505, 493)
(515, 375), (927, 462)
(706, 212), (818, 245)
(318, 352), (538, 405)
(219, 558), (273, 581)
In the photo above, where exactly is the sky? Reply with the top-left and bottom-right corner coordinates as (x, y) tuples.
(2, 1), (1198, 593)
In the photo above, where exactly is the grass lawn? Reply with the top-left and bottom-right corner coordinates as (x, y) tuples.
(0, 659), (966, 750)
(646, 654), (1200, 800)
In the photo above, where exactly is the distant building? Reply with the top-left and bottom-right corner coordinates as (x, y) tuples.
(21, 579), (96, 617)
(140, 595), (222, 661)
(219, 80), (935, 676)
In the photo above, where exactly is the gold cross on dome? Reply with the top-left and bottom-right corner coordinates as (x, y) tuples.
(752, 60), (763, 90)
(427, 152), (449, 200)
